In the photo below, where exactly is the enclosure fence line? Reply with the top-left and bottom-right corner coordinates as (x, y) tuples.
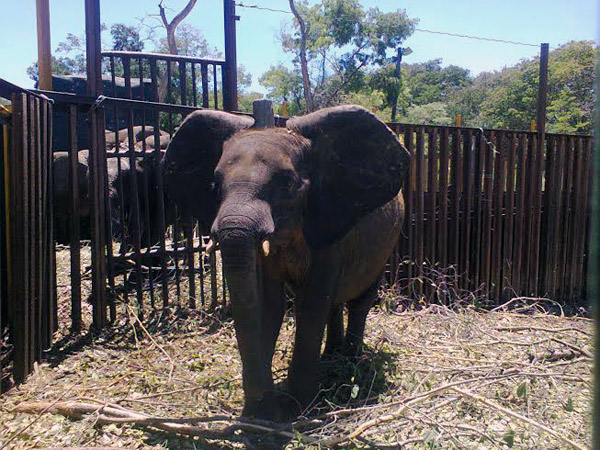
(0, 71), (593, 394)
(387, 123), (592, 307)
(0, 79), (55, 393)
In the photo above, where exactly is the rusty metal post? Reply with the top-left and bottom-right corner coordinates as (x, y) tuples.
(85, 0), (108, 328)
(36, 0), (52, 91)
(223, 0), (239, 111)
(253, 99), (275, 129)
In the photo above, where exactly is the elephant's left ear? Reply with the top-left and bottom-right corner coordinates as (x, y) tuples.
(287, 105), (410, 249)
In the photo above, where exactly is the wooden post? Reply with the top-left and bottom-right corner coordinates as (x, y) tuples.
(223, 0), (239, 111)
(455, 114), (462, 127)
(281, 101), (289, 118)
(253, 99), (275, 129)
(36, 0), (52, 91)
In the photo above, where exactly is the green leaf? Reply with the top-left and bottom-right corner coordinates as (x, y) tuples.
(516, 381), (528, 398)
(564, 397), (575, 412)
(503, 429), (515, 448)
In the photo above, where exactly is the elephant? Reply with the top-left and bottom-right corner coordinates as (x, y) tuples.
(163, 105), (410, 420)
(105, 126), (167, 150)
(52, 148), (169, 253)
(53, 150), (91, 243)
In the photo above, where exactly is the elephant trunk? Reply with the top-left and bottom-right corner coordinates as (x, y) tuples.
(220, 238), (272, 411)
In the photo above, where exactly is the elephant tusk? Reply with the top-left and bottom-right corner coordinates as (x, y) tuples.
(205, 238), (217, 254)
(261, 240), (270, 257)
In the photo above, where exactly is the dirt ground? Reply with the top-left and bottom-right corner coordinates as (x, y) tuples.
(0, 304), (592, 448)
(0, 247), (594, 448)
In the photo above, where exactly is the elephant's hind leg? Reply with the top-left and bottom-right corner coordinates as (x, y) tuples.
(344, 275), (382, 357)
(323, 303), (344, 357)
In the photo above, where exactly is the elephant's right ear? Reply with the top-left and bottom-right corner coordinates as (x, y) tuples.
(163, 110), (254, 228)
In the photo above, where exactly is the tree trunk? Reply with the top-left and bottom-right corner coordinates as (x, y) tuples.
(289, 0), (313, 112)
(157, 0), (198, 103)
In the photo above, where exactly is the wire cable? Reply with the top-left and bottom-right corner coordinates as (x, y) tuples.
(235, 2), (544, 48)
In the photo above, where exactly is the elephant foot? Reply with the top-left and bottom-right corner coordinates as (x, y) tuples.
(241, 391), (301, 422)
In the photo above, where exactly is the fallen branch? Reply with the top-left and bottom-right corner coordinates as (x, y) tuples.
(12, 401), (316, 443)
(496, 326), (592, 337)
(450, 387), (586, 450)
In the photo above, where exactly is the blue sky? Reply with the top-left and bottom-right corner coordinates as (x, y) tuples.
(1, 0), (597, 91)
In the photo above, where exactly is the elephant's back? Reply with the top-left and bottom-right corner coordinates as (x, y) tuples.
(336, 192), (404, 303)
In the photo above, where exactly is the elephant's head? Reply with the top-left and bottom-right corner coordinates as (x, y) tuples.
(163, 105), (409, 415)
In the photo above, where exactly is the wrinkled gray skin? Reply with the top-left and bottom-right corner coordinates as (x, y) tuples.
(52, 149), (168, 249)
(53, 150), (91, 243)
(164, 105), (410, 420)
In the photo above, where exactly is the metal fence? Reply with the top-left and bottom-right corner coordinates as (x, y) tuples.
(387, 124), (592, 307)
(0, 80), (55, 393)
(101, 51), (228, 110)
(1, 71), (593, 392)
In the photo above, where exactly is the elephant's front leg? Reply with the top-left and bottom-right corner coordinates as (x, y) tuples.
(288, 251), (341, 410)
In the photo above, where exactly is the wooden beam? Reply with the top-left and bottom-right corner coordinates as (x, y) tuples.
(36, 0), (52, 91)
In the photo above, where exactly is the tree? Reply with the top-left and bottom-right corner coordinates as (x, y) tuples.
(280, 0), (417, 111)
(156, 0), (199, 101)
(259, 64), (304, 115)
(405, 102), (452, 125)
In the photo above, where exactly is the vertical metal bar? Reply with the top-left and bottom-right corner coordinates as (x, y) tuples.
(524, 134), (537, 295)
(210, 251), (218, 309)
(25, 95), (36, 370)
(201, 64), (209, 108)
(548, 136), (566, 297)
(11, 93), (30, 382)
(491, 132), (506, 303)
(39, 98), (51, 348)
(149, 86), (169, 308)
(179, 60), (187, 106)
(541, 135), (555, 296)
(560, 136), (575, 300)
(47, 102), (57, 334)
(415, 127), (425, 298)
(124, 57), (145, 313)
(438, 128), (449, 272)
(223, 0), (239, 111)
(502, 132), (517, 301)
(450, 128), (461, 269)
(407, 126), (416, 283)
(480, 130), (494, 300)
(32, 97), (42, 361)
(67, 106), (82, 332)
(512, 134), (528, 297)
(213, 65), (219, 110)
(471, 130), (484, 293)
(461, 129), (473, 290)
(426, 129), (437, 271)
(186, 215), (196, 308)
(191, 63), (198, 107)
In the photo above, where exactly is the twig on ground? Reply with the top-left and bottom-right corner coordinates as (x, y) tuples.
(126, 305), (176, 380)
(450, 387), (586, 450)
(11, 401), (317, 443)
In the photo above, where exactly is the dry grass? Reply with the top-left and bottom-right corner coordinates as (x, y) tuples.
(0, 248), (594, 449)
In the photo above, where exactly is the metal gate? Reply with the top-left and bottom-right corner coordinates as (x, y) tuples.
(0, 79), (55, 392)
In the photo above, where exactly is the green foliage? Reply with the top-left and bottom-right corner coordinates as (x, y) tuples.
(259, 64), (305, 115)
(154, 23), (219, 59)
(110, 24), (144, 52)
(280, 0), (417, 109)
(405, 102), (452, 126)
(237, 91), (263, 113)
